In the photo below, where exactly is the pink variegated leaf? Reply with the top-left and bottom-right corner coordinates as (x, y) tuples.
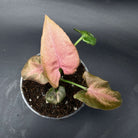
(21, 55), (48, 84)
(41, 15), (80, 88)
(74, 71), (122, 110)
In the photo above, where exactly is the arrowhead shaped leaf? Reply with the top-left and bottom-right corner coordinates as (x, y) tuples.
(46, 86), (66, 104)
(74, 28), (96, 46)
(21, 55), (48, 84)
(41, 15), (80, 88)
(74, 71), (122, 110)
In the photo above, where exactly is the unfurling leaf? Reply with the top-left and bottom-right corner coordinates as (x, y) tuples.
(74, 28), (96, 46)
(74, 71), (122, 110)
(21, 55), (48, 84)
(46, 86), (66, 104)
(41, 15), (80, 88)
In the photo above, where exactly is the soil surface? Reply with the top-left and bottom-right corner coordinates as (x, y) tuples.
(22, 63), (87, 118)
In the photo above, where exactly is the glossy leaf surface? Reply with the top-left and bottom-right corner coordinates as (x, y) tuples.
(74, 28), (96, 46)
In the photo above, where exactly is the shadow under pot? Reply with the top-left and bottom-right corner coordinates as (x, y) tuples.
(20, 55), (88, 120)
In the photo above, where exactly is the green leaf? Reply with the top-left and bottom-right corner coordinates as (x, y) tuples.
(74, 71), (122, 110)
(46, 86), (66, 104)
(74, 28), (96, 46)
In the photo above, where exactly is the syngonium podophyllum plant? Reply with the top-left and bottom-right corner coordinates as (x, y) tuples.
(21, 15), (122, 110)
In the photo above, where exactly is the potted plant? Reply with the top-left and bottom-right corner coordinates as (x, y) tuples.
(20, 15), (122, 119)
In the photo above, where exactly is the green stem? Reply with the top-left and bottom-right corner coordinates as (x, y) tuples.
(60, 78), (87, 91)
(74, 36), (83, 46)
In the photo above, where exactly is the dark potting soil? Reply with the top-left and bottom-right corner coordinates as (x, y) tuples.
(22, 62), (87, 118)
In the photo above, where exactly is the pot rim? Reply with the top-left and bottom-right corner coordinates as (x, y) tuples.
(20, 54), (88, 120)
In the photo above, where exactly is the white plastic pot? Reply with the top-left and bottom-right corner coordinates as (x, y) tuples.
(20, 54), (88, 120)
